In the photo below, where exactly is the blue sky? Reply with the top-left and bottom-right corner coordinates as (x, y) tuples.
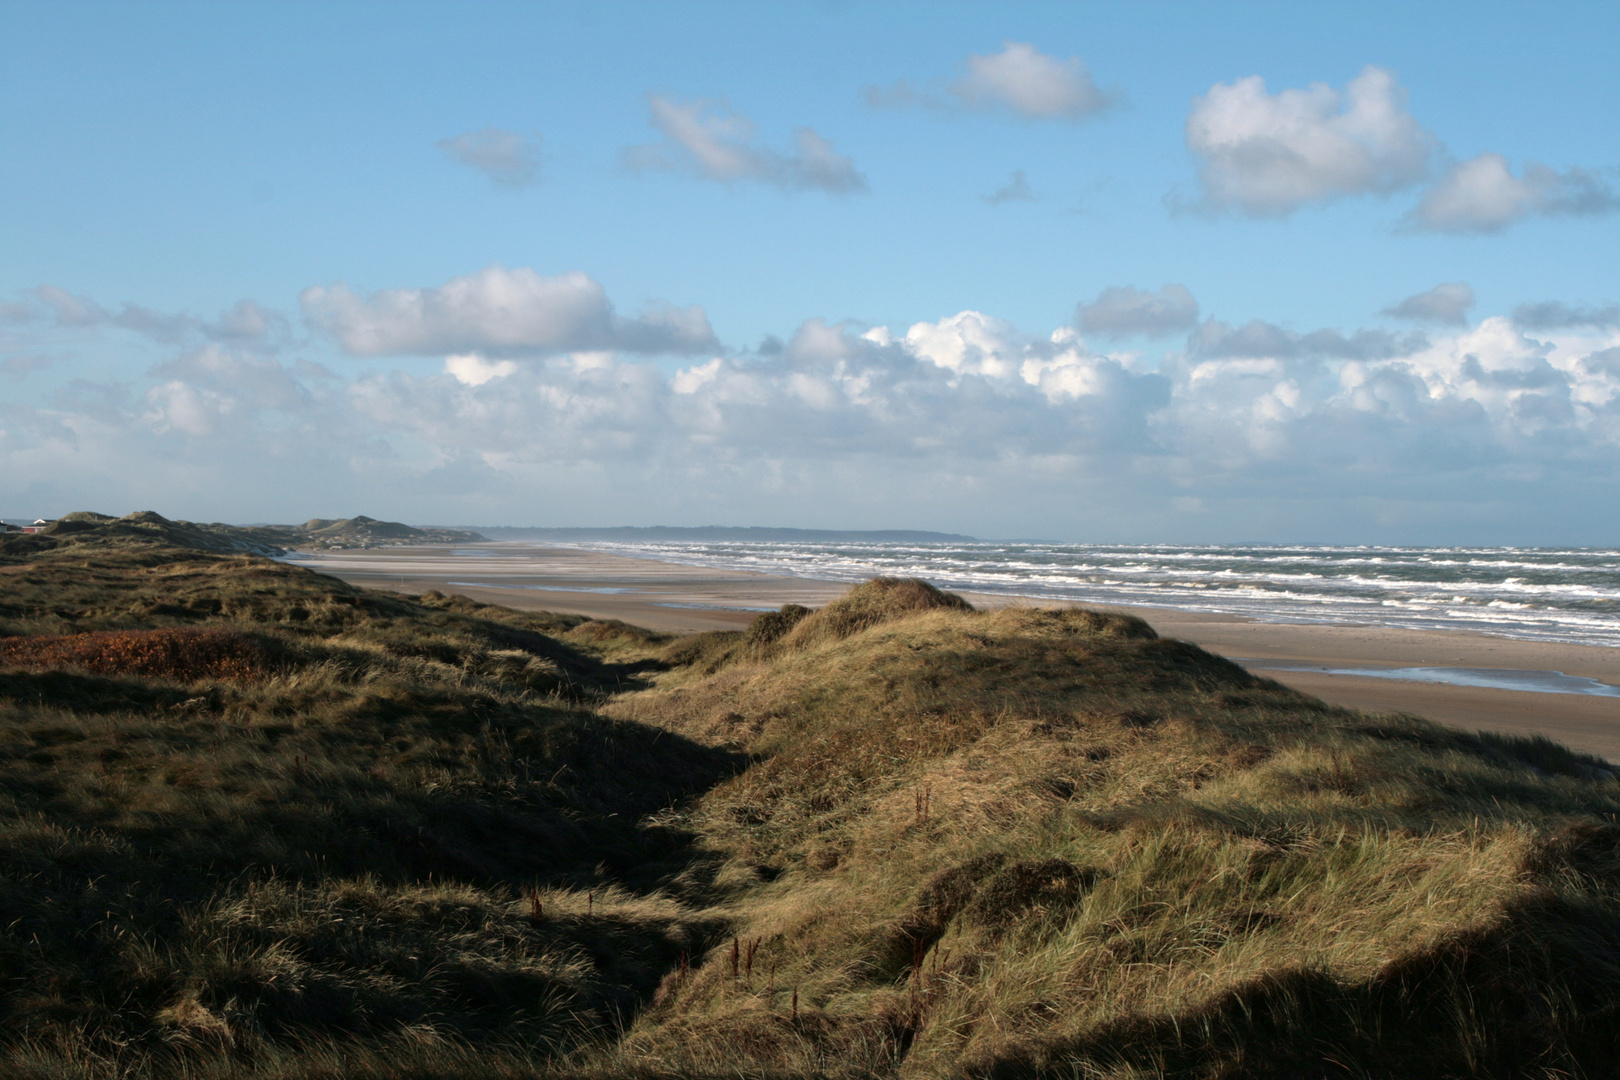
(3, 1), (1618, 542)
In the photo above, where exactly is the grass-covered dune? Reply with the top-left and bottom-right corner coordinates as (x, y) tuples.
(19, 509), (482, 557)
(0, 521), (732, 1076)
(4, 521), (1620, 1078)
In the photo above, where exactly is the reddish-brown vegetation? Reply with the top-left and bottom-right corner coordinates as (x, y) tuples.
(0, 627), (269, 681)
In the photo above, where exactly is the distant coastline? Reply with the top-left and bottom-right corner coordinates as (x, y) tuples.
(465, 525), (979, 544)
(459, 536), (1620, 649)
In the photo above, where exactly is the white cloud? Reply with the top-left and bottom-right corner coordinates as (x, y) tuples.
(903, 311), (1028, 380)
(624, 96), (866, 194)
(445, 354), (519, 386)
(867, 42), (1115, 121)
(1078, 284), (1199, 338)
(671, 357), (722, 395)
(317, 306), (1620, 525)
(1383, 283), (1474, 326)
(1185, 66), (1433, 215)
(984, 170), (1035, 205)
(1159, 314), (1620, 483)
(105, 345), (319, 439)
(436, 127), (542, 188)
(340, 312), (1169, 468)
(142, 380), (237, 437)
(1409, 153), (1620, 233)
(300, 266), (718, 357)
(951, 42), (1113, 119)
(151, 344), (311, 412)
(8, 293), (1620, 540)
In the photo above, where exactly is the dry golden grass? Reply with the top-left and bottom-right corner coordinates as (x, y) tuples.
(600, 582), (1620, 1078)
(6, 527), (1620, 1078)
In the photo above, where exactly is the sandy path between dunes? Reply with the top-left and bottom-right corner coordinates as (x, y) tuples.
(289, 544), (1620, 761)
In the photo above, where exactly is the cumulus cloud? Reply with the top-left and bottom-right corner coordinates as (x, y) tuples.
(1185, 66), (1433, 215)
(436, 127), (542, 189)
(9, 286), (1620, 538)
(335, 310), (1171, 473)
(0, 343), (385, 521)
(623, 96), (866, 194)
(445, 354), (519, 386)
(1078, 285), (1199, 338)
(1168, 315), (1620, 485)
(951, 42), (1113, 119)
(984, 170), (1035, 205)
(901, 311), (1028, 381)
(867, 42), (1115, 121)
(1384, 283), (1474, 326)
(322, 306), (1620, 524)
(150, 344), (311, 419)
(139, 379), (241, 438)
(300, 266), (718, 357)
(1409, 153), (1620, 232)
(1513, 300), (1620, 331)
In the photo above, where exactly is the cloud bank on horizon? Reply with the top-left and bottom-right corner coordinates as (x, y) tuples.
(4, 266), (1617, 542)
(2, 4), (1616, 542)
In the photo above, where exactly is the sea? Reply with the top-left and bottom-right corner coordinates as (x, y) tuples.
(546, 540), (1620, 650)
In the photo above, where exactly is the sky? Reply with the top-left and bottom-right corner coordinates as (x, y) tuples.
(2, 0), (1618, 543)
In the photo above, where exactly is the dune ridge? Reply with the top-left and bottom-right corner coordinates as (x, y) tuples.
(2, 518), (1620, 1076)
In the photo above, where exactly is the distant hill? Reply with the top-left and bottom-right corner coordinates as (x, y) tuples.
(471, 525), (979, 544)
(291, 515), (485, 550)
(22, 512), (483, 556)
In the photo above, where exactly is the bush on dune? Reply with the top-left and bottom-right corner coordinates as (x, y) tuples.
(0, 627), (272, 681)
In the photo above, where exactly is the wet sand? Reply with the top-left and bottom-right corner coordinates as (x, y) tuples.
(291, 543), (851, 632)
(290, 543), (1620, 761)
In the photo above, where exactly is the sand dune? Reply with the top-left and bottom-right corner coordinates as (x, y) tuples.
(290, 543), (1620, 761)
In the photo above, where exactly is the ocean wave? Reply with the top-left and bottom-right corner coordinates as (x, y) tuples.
(549, 540), (1620, 648)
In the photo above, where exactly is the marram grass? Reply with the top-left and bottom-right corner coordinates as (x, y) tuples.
(3, 527), (1620, 1078)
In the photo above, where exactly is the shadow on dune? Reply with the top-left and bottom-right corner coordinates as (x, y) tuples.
(973, 826), (1620, 1079)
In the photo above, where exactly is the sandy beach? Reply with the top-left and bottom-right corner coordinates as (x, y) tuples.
(291, 543), (1620, 761)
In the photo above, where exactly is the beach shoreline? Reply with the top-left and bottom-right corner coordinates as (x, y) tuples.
(289, 542), (1620, 761)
